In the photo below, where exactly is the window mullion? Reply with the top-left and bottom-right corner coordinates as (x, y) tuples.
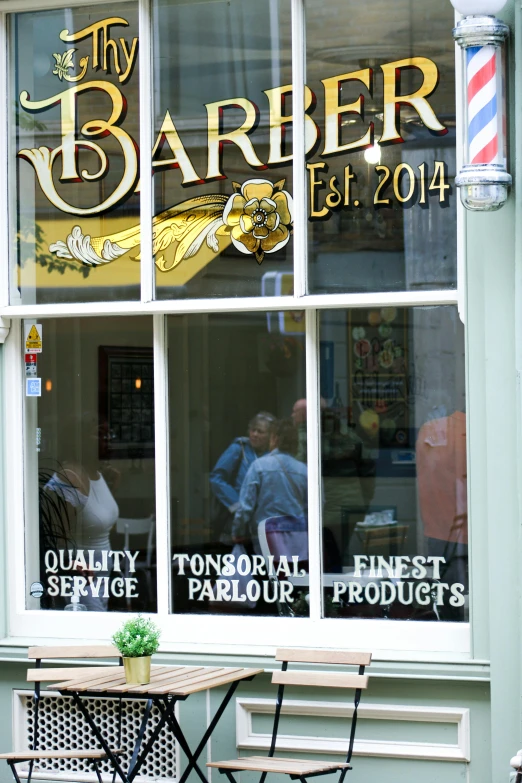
(153, 313), (171, 615)
(139, 0), (154, 303)
(4, 319), (27, 624)
(291, 0), (307, 298)
(305, 308), (322, 621)
(455, 10), (466, 324)
(0, 12), (9, 308)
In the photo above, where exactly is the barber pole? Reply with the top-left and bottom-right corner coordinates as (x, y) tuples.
(467, 45), (499, 165)
(451, 4), (510, 210)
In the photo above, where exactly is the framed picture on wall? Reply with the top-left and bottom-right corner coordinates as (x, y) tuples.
(98, 346), (154, 459)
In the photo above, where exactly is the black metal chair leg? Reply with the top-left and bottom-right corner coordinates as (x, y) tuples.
(128, 698), (152, 777)
(338, 767), (350, 783)
(7, 762), (22, 783)
(71, 694), (129, 783)
(156, 698), (209, 783)
(177, 680), (241, 783)
(127, 698), (173, 783)
(111, 695), (123, 783)
(92, 760), (104, 783)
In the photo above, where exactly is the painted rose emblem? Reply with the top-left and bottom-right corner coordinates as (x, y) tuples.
(222, 178), (293, 264)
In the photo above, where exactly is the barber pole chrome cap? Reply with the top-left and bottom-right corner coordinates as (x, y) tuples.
(451, 3), (511, 211)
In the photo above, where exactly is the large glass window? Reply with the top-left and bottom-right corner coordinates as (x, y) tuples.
(7, 0), (470, 654)
(306, 0), (457, 293)
(318, 306), (467, 622)
(25, 317), (156, 612)
(168, 312), (307, 615)
(153, 0), (294, 300)
(12, 5), (140, 305)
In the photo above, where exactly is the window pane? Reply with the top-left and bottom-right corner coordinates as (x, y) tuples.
(306, 1), (457, 293)
(25, 317), (156, 612)
(12, 5), (140, 305)
(168, 312), (308, 616)
(153, 0), (293, 300)
(319, 307), (468, 622)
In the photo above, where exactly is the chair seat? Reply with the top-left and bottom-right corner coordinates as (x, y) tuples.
(0, 749), (124, 762)
(208, 756), (352, 775)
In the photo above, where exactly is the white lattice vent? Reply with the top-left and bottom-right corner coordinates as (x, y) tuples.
(14, 690), (177, 783)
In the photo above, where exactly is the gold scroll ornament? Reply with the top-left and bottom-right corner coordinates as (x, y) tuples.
(49, 179), (294, 270)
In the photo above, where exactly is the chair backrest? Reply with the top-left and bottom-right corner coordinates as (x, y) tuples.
(258, 517), (309, 567)
(116, 515), (155, 569)
(27, 645), (121, 681)
(116, 516), (154, 537)
(28, 645), (120, 660)
(266, 649), (371, 769)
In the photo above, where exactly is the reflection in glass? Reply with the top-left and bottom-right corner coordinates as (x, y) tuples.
(168, 312), (308, 616)
(26, 317), (156, 612)
(306, 0), (457, 293)
(153, 0), (293, 299)
(12, 4), (140, 305)
(318, 307), (468, 622)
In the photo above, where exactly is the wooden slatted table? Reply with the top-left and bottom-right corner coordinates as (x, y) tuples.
(49, 665), (263, 783)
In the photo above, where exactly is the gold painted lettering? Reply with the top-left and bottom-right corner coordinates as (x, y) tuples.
(60, 17), (136, 83)
(322, 69), (373, 157)
(18, 81), (138, 215)
(343, 165), (356, 206)
(380, 57), (447, 144)
(119, 37), (139, 84)
(307, 162), (330, 219)
(152, 110), (202, 185)
(263, 84), (319, 164)
(205, 97), (264, 180)
(325, 176), (343, 209)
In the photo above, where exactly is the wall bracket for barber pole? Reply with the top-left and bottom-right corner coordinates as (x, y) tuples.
(451, 0), (511, 210)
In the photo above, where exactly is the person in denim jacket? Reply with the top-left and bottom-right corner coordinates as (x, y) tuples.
(232, 418), (307, 553)
(210, 412), (275, 541)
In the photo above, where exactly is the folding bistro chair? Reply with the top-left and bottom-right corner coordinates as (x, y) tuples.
(208, 648), (371, 783)
(0, 645), (125, 783)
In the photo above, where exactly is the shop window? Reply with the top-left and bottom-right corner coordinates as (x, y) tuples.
(9, 0), (458, 304)
(319, 306), (467, 622)
(152, 0), (294, 300)
(25, 316), (156, 612)
(11, 4), (140, 305)
(6, 0), (470, 654)
(306, 0), (457, 293)
(167, 312), (307, 615)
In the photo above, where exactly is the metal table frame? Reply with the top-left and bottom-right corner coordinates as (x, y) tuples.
(61, 673), (257, 783)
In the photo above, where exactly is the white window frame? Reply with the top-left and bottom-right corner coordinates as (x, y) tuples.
(0, 0), (470, 659)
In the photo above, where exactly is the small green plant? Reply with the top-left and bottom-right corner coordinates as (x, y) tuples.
(112, 616), (161, 658)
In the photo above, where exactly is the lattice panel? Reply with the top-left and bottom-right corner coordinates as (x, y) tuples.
(18, 692), (177, 781)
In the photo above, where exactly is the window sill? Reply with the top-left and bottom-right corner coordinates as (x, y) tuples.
(0, 636), (490, 681)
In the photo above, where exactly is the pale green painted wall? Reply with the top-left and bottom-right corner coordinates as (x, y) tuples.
(0, 660), (492, 783)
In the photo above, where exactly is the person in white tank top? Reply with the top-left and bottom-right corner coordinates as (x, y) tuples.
(45, 463), (120, 611)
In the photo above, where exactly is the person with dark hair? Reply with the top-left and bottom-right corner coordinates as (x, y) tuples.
(232, 418), (307, 552)
(209, 411), (276, 541)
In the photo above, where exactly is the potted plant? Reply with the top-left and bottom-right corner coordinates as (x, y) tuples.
(112, 615), (161, 685)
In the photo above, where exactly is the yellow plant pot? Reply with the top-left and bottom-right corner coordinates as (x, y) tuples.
(123, 655), (151, 685)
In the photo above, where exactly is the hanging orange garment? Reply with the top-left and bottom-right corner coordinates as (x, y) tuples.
(415, 411), (467, 544)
